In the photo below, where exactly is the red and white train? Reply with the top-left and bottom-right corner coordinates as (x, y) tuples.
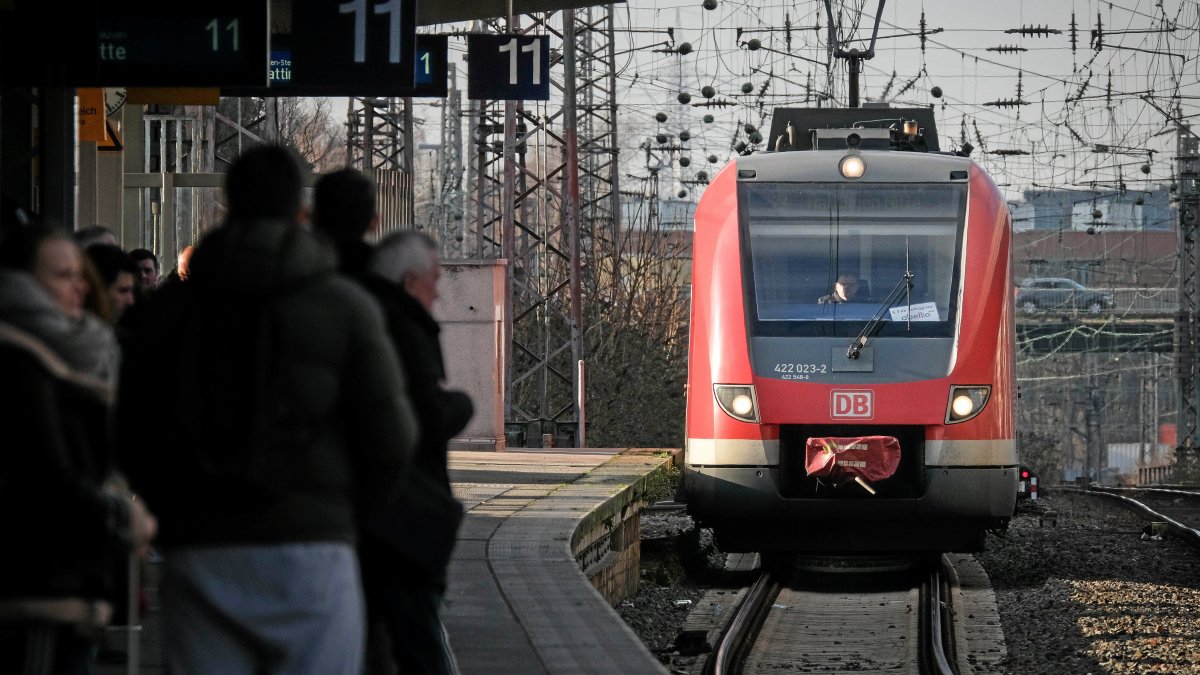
(684, 108), (1018, 552)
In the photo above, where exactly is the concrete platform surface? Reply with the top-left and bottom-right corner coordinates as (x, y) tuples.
(444, 448), (671, 675)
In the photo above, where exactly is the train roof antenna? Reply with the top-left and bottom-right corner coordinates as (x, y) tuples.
(823, 0), (887, 108)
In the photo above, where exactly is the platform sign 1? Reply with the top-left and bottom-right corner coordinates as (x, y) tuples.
(467, 34), (550, 101)
(413, 36), (442, 87)
(291, 0), (416, 90)
(411, 34), (449, 96)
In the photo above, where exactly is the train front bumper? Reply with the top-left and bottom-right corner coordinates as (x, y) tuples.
(683, 464), (1019, 552)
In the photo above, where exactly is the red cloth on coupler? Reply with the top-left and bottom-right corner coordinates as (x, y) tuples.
(804, 436), (901, 487)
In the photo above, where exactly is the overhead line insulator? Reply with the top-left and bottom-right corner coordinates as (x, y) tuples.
(919, 11), (927, 55)
(1071, 72), (1092, 103)
(984, 99), (1029, 108)
(880, 70), (896, 100)
(1004, 24), (1062, 37)
(987, 45), (1028, 53)
(895, 73), (920, 97)
(972, 120), (988, 153)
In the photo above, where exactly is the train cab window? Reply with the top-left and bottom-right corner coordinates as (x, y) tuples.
(739, 182), (966, 337)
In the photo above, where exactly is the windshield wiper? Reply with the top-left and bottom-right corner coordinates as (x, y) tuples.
(846, 270), (914, 359)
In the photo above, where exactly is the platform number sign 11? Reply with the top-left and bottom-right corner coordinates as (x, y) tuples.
(338, 0), (404, 64)
(291, 0), (415, 88)
(467, 34), (551, 101)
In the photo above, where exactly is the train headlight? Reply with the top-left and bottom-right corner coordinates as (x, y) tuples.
(839, 154), (866, 179)
(945, 385), (990, 424)
(951, 396), (975, 417)
(714, 384), (760, 423)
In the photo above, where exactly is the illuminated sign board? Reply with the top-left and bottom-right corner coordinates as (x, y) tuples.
(0, 1), (269, 87)
(292, 0), (415, 90)
(467, 34), (550, 101)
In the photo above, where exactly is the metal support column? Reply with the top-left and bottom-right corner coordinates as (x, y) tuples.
(435, 68), (466, 258)
(1176, 125), (1200, 480)
(458, 9), (618, 447)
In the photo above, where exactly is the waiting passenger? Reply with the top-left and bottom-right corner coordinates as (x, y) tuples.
(157, 245), (194, 291)
(85, 244), (138, 323)
(313, 168), (471, 675)
(117, 145), (418, 674)
(362, 230), (474, 675)
(0, 223), (155, 673)
(128, 248), (160, 292)
(0, 225), (120, 385)
(818, 273), (860, 304)
(312, 167), (378, 279)
(73, 224), (119, 249)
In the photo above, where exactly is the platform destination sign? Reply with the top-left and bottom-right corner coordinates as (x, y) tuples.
(291, 0), (416, 91)
(467, 34), (550, 101)
(0, 1), (269, 86)
(224, 34), (448, 98)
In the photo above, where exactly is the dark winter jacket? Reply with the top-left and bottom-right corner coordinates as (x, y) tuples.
(330, 237), (375, 282)
(0, 272), (128, 601)
(360, 274), (473, 491)
(117, 218), (418, 549)
(357, 274), (472, 588)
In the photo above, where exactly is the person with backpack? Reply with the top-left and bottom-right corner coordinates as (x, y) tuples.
(117, 145), (418, 674)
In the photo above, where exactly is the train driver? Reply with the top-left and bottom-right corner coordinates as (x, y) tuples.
(817, 273), (859, 304)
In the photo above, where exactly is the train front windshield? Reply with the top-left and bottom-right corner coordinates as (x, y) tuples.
(740, 182), (966, 337)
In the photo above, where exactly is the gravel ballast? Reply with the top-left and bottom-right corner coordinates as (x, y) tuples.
(622, 493), (1200, 674)
(976, 492), (1200, 674)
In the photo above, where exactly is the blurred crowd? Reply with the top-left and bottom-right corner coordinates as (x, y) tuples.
(0, 145), (472, 674)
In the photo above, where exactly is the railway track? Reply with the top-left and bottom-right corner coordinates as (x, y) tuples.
(705, 555), (957, 675)
(1063, 485), (1200, 551)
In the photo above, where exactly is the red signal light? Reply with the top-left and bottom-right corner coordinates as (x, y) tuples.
(1021, 470), (1030, 479)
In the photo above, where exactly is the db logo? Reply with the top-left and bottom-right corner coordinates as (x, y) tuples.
(831, 390), (873, 419)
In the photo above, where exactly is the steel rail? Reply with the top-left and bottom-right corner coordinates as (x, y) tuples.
(920, 558), (958, 675)
(1090, 486), (1200, 499)
(705, 564), (781, 675)
(1060, 486), (1200, 552)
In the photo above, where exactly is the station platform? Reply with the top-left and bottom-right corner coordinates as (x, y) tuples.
(445, 448), (675, 675)
(97, 447), (677, 674)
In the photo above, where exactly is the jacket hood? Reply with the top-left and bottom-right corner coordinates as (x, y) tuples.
(0, 269), (120, 387)
(189, 218), (337, 297)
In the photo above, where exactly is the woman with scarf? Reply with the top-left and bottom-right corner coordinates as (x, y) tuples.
(0, 223), (155, 673)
